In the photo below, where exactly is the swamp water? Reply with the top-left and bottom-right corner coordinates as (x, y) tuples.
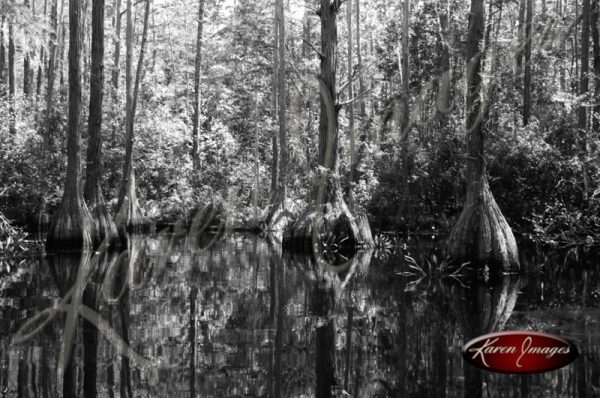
(0, 233), (598, 397)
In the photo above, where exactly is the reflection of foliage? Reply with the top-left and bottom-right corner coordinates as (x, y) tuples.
(372, 233), (402, 260)
(1, 235), (599, 396)
(398, 252), (472, 288)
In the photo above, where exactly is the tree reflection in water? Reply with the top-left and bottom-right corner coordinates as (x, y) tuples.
(1, 235), (600, 396)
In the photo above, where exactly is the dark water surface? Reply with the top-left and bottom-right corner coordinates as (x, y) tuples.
(0, 233), (599, 397)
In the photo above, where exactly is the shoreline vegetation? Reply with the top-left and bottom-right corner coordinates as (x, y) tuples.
(0, 0), (599, 268)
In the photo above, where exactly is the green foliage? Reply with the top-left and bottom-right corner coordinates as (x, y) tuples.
(0, 204), (30, 258)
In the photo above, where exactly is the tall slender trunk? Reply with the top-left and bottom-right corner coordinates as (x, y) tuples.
(57, 0), (67, 101)
(266, 0), (288, 230)
(45, 0), (58, 148)
(436, 0), (451, 126)
(276, 0), (287, 208)
(191, 0), (205, 168)
(592, 0), (600, 132)
(36, 0), (47, 100)
(515, 0), (526, 119)
(575, 0), (580, 94)
(115, 0), (151, 232)
(84, 0), (117, 243)
(23, 0), (33, 97)
(81, 0), (91, 88)
(0, 17), (5, 94)
(355, 0), (365, 119)
(303, 5), (313, 166)
(270, 6), (279, 196)
(579, 0), (591, 200)
(523, 0), (533, 125)
(516, 0), (526, 74)
(8, 22), (16, 135)
(346, 0), (355, 203)
(112, 0), (122, 92)
(399, 0), (410, 222)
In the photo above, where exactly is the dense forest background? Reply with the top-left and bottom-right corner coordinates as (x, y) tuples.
(0, 0), (599, 249)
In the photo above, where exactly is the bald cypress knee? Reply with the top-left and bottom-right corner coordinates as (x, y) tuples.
(46, 0), (94, 250)
(84, 0), (117, 244)
(447, 0), (519, 272)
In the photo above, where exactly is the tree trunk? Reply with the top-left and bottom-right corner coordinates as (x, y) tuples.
(303, 6), (313, 164)
(398, 0), (411, 225)
(46, 0), (94, 249)
(23, 0), (33, 97)
(592, 0), (600, 132)
(0, 17), (5, 94)
(436, 0), (451, 126)
(516, 0), (526, 75)
(36, 0), (57, 232)
(575, 0), (580, 94)
(112, 0), (122, 92)
(346, 0), (355, 203)
(8, 21), (15, 135)
(270, 6), (279, 197)
(515, 0), (526, 125)
(57, 0), (67, 101)
(355, 0), (365, 119)
(192, 0), (204, 170)
(523, 0), (533, 125)
(284, 0), (373, 252)
(275, 0), (288, 207)
(579, 0), (591, 200)
(84, 0), (117, 244)
(36, 0), (46, 100)
(447, 0), (519, 273)
(44, 0), (58, 147)
(191, 0), (204, 168)
(266, 0), (291, 233)
(115, 0), (151, 234)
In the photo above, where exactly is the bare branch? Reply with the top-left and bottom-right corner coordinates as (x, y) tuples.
(337, 87), (374, 107)
(302, 4), (319, 15)
(337, 60), (376, 96)
(285, 43), (318, 88)
(301, 38), (324, 59)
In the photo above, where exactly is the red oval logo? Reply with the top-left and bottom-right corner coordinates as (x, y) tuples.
(462, 331), (578, 374)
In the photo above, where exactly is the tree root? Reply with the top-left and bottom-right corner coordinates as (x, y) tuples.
(448, 177), (520, 274)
